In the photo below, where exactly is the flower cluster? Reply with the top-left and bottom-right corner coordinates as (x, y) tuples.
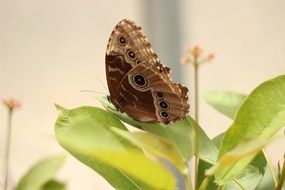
(180, 45), (214, 65)
(3, 97), (21, 110)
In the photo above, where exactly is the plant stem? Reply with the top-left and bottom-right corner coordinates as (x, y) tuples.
(194, 62), (199, 123)
(193, 61), (199, 190)
(276, 156), (285, 190)
(263, 149), (277, 187)
(3, 108), (13, 190)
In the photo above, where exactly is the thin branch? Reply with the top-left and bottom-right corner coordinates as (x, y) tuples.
(3, 108), (13, 190)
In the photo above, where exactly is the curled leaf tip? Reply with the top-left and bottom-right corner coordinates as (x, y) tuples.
(54, 104), (69, 116)
(54, 104), (64, 110)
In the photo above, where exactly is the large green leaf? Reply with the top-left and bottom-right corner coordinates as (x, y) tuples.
(54, 105), (176, 190)
(199, 161), (264, 190)
(215, 75), (285, 184)
(15, 154), (66, 190)
(204, 91), (247, 120)
(223, 165), (263, 190)
(208, 137), (267, 176)
(99, 97), (218, 164)
(198, 134), (267, 190)
(203, 90), (271, 188)
(112, 128), (187, 174)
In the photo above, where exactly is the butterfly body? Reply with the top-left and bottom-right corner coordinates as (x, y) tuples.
(106, 19), (189, 124)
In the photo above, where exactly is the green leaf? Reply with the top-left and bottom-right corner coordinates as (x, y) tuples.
(99, 97), (218, 164)
(198, 134), (267, 190)
(211, 137), (275, 185)
(204, 91), (247, 119)
(112, 128), (187, 174)
(215, 75), (285, 184)
(15, 154), (66, 190)
(54, 105), (176, 190)
(95, 150), (175, 189)
(203, 91), (268, 188)
(223, 165), (263, 189)
(213, 133), (267, 186)
(41, 180), (66, 190)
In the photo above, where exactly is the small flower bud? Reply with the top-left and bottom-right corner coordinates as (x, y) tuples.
(206, 53), (215, 62)
(192, 45), (202, 57)
(180, 56), (191, 64)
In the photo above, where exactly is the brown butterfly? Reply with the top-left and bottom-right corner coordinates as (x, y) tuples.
(105, 19), (189, 124)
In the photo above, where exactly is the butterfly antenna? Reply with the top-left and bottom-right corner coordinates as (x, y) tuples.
(80, 78), (109, 96)
(80, 90), (108, 95)
(97, 77), (109, 94)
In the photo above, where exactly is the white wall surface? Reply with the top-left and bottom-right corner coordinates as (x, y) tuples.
(0, 0), (284, 190)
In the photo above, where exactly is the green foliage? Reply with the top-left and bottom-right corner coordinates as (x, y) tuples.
(99, 97), (218, 164)
(204, 91), (247, 119)
(54, 75), (285, 190)
(198, 134), (267, 190)
(216, 75), (285, 184)
(55, 105), (175, 190)
(111, 128), (187, 174)
(15, 154), (66, 190)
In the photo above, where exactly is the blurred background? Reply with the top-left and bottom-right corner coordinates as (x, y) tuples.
(0, 0), (284, 189)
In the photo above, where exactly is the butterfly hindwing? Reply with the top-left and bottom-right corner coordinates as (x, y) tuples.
(115, 61), (189, 124)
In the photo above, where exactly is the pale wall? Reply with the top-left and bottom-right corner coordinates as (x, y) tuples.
(181, 0), (285, 165)
(0, 1), (142, 189)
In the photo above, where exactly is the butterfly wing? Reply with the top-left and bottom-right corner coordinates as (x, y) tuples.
(115, 61), (189, 124)
(105, 19), (189, 124)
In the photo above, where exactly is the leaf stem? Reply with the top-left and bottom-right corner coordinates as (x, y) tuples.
(3, 108), (13, 190)
(263, 149), (277, 187)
